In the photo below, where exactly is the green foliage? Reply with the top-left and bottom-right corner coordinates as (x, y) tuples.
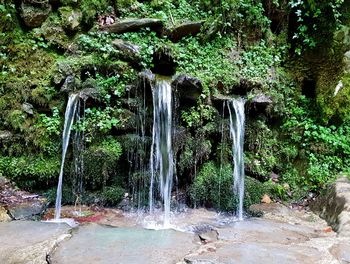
(181, 104), (216, 128)
(282, 95), (350, 191)
(238, 40), (286, 84)
(100, 186), (125, 206)
(37, 107), (62, 136)
(0, 2), (16, 32)
(83, 138), (122, 190)
(175, 35), (238, 95)
(289, 0), (347, 54)
(116, 0), (207, 26)
(190, 162), (268, 211)
(200, 0), (270, 38)
(0, 156), (60, 191)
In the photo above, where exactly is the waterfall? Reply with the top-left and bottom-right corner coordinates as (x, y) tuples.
(54, 93), (79, 220)
(227, 98), (245, 220)
(149, 79), (174, 226)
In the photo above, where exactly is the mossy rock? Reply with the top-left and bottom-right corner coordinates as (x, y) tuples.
(190, 161), (269, 212)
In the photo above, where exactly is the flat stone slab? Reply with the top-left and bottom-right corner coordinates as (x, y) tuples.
(52, 224), (199, 264)
(0, 221), (71, 264)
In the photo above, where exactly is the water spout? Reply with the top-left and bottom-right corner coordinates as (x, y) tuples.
(149, 79), (174, 227)
(54, 93), (79, 220)
(227, 98), (245, 220)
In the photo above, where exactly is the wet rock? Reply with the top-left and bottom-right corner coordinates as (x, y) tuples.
(61, 75), (76, 92)
(0, 221), (71, 264)
(168, 21), (203, 42)
(198, 230), (219, 243)
(21, 102), (34, 115)
(172, 74), (202, 104)
(248, 93), (273, 116)
(251, 93), (273, 105)
(329, 242), (350, 263)
(311, 175), (350, 237)
(59, 7), (82, 32)
(152, 46), (177, 76)
(79, 87), (99, 100)
(102, 18), (163, 34)
(0, 206), (11, 222)
(8, 199), (46, 220)
(20, 2), (52, 28)
(231, 78), (262, 96)
(0, 176), (47, 220)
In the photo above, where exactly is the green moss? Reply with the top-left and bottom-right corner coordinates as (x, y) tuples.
(190, 161), (268, 212)
(100, 186), (125, 206)
(0, 155), (60, 191)
(84, 138), (122, 190)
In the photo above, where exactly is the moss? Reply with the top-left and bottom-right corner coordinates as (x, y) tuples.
(83, 138), (122, 190)
(190, 161), (269, 212)
(0, 155), (60, 191)
(100, 186), (125, 206)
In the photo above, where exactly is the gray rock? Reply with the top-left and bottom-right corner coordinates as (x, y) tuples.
(8, 199), (46, 220)
(172, 74), (202, 104)
(21, 102), (34, 115)
(198, 230), (219, 243)
(112, 39), (140, 56)
(61, 75), (76, 92)
(102, 18), (163, 34)
(59, 7), (82, 32)
(168, 21), (203, 42)
(0, 221), (71, 264)
(20, 2), (52, 28)
(329, 242), (350, 264)
(79, 87), (99, 100)
(311, 176), (350, 237)
(251, 93), (273, 105)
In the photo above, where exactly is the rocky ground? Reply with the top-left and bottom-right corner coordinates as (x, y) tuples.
(0, 203), (350, 264)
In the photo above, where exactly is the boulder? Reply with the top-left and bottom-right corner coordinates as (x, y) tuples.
(79, 87), (99, 101)
(112, 39), (140, 57)
(20, 2), (52, 28)
(198, 230), (219, 243)
(7, 199), (46, 220)
(172, 74), (203, 105)
(152, 46), (177, 76)
(168, 21), (203, 42)
(0, 176), (47, 220)
(22, 102), (34, 115)
(102, 18), (163, 34)
(311, 176), (350, 237)
(247, 93), (273, 116)
(59, 7), (82, 32)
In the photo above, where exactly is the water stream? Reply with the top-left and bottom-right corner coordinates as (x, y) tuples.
(54, 93), (79, 220)
(149, 79), (174, 226)
(227, 98), (246, 220)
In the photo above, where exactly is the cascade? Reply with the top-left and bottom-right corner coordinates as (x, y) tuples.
(54, 93), (79, 220)
(149, 79), (174, 226)
(227, 98), (246, 220)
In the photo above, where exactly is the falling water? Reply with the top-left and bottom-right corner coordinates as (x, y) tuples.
(149, 79), (174, 226)
(54, 93), (79, 220)
(227, 98), (245, 220)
